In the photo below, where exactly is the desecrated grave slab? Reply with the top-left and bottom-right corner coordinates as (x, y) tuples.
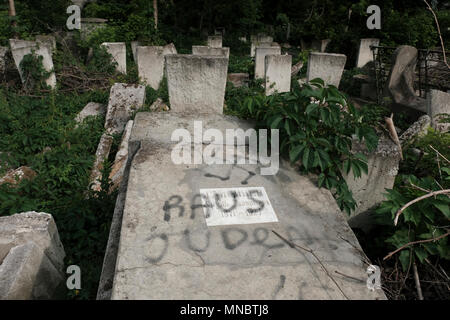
(105, 111), (386, 300)
(307, 52), (347, 87)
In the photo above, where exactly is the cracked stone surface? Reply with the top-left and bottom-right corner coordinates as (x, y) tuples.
(109, 112), (386, 300)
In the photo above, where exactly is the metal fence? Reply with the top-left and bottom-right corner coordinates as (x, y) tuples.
(371, 45), (450, 104)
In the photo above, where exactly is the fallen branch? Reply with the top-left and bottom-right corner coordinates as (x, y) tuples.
(394, 189), (450, 225)
(385, 114), (403, 160)
(272, 230), (349, 300)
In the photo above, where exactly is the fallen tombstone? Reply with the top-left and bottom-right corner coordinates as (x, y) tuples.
(101, 42), (127, 74)
(227, 73), (249, 87)
(311, 39), (331, 53)
(427, 89), (450, 132)
(265, 54), (292, 96)
(356, 39), (379, 68)
(99, 111), (386, 300)
(306, 52), (347, 87)
(207, 35), (222, 48)
(137, 44), (177, 90)
(0, 212), (65, 299)
(9, 39), (57, 89)
(0, 166), (37, 187)
(384, 46), (427, 113)
(109, 120), (134, 192)
(75, 102), (106, 124)
(165, 54), (228, 114)
(255, 46), (281, 79)
(192, 46), (230, 58)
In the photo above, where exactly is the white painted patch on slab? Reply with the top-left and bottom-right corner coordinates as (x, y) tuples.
(199, 187), (278, 226)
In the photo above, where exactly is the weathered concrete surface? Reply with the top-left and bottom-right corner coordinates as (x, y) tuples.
(311, 39), (331, 53)
(165, 55), (228, 114)
(399, 115), (431, 145)
(265, 54), (292, 95)
(227, 73), (249, 87)
(385, 46), (426, 113)
(109, 120), (134, 192)
(36, 35), (56, 51)
(255, 46), (281, 79)
(192, 46), (230, 58)
(307, 52), (347, 87)
(101, 42), (127, 74)
(344, 134), (401, 228)
(104, 83), (146, 134)
(75, 102), (106, 124)
(0, 166), (37, 187)
(207, 36), (222, 48)
(9, 39), (57, 88)
(108, 112), (386, 300)
(427, 89), (450, 132)
(130, 41), (141, 62)
(0, 212), (65, 299)
(356, 39), (379, 68)
(137, 44), (177, 90)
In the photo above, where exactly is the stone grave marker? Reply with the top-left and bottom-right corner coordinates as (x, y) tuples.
(427, 89), (450, 132)
(311, 39), (331, 53)
(356, 39), (379, 68)
(306, 52), (347, 87)
(255, 46), (281, 79)
(131, 41), (141, 62)
(192, 46), (230, 58)
(265, 54), (292, 95)
(137, 44), (177, 89)
(207, 35), (222, 48)
(101, 42), (127, 74)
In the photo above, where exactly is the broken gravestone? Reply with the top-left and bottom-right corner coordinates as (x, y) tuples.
(96, 110), (386, 300)
(101, 42), (127, 74)
(265, 54), (292, 96)
(307, 52), (347, 87)
(0, 212), (65, 299)
(255, 46), (281, 79)
(75, 102), (106, 124)
(108, 120), (134, 191)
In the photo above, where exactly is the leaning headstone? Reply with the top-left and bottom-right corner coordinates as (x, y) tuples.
(101, 42), (127, 74)
(207, 35), (222, 48)
(311, 39), (331, 53)
(165, 54), (228, 114)
(385, 45), (426, 112)
(104, 83), (146, 134)
(101, 111), (386, 300)
(130, 41), (141, 62)
(356, 39), (379, 68)
(192, 46), (230, 58)
(227, 73), (249, 87)
(75, 102), (106, 124)
(36, 35), (56, 51)
(255, 46), (281, 79)
(0, 212), (65, 299)
(427, 89), (450, 132)
(9, 39), (57, 88)
(265, 54), (292, 95)
(306, 52), (347, 87)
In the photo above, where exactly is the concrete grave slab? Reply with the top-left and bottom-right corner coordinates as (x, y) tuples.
(9, 39), (56, 88)
(265, 54), (292, 95)
(427, 89), (450, 132)
(107, 112), (386, 300)
(165, 54), (228, 114)
(356, 39), (379, 68)
(207, 35), (222, 48)
(192, 46), (230, 58)
(307, 52), (347, 87)
(255, 46), (281, 79)
(101, 42), (127, 74)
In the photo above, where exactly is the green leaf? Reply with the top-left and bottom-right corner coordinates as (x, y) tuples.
(399, 250), (411, 272)
(303, 147), (310, 169)
(414, 247), (428, 263)
(433, 201), (450, 218)
(289, 144), (305, 163)
(305, 103), (318, 115)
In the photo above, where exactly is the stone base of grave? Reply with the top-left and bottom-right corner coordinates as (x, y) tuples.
(100, 112), (386, 300)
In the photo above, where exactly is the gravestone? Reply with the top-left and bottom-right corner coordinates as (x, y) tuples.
(207, 36), (222, 48)
(101, 42), (127, 74)
(0, 212), (65, 299)
(427, 89), (450, 132)
(251, 42), (279, 58)
(100, 112), (386, 300)
(165, 55), (228, 114)
(311, 39), (331, 53)
(255, 46), (281, 79)
(137, 44), (177, 90)
(131, 41), (141, 62)
(192, 46), (230, 58)
(307, 52), (347, 87)
(75, 102), (106, 124)
(9, 39), (57, 89)
(265, 54), (292, 96)
(356, 39), (379, 68)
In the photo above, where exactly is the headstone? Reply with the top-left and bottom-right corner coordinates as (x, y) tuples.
(307, 52), (347, 87)
(192, 46), (230, 58)
(75, 102), (106, 124)
(36, 35), (56, 51)
(109, 120), (134, 191)
(165, 55), (228, 114)
(251, 41), (279, 57)
(131, 41), (141, 62)
(255, 46), (281, 79)
(311, 39), (331, 53)
(102, 111), (386, 300)
(101, 42), (127, 74)
(137, 44), (176, 90)
(89, 133), (114, 192)
(207, 35), (222, 48)
(227, 73), (249, 87)
(104, 83), (146, 134)
(0, 212), (65, 299)
(9, 39), (57, 89)
(385, 46), (426, 112)
(427, 89), (450, 132)
(265, 54), (292, 96)
(356, 39), (379, 68)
